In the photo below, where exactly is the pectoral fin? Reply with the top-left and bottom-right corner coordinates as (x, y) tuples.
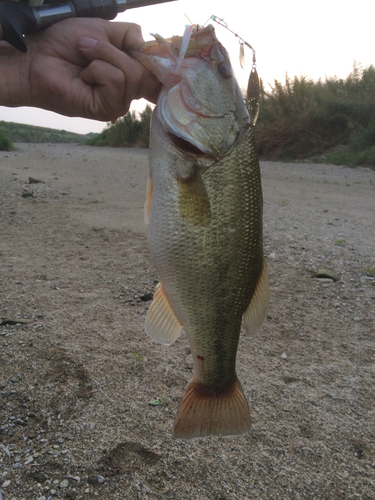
(242, 258), (269, 337)
(145, 283), (183, 345)
(178, 167), (211, 226)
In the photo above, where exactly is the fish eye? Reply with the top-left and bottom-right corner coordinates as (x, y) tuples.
(217, 62), (232, 80)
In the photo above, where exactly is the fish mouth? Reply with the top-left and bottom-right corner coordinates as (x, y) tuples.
(168, 133), (209, 157)
(131, 26), (239, 161)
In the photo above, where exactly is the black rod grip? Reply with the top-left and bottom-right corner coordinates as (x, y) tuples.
(0, 0), (37, 52)
(0, 0), (178, 52)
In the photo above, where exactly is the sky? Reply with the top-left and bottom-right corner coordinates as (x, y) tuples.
(1, 0), (374, 135)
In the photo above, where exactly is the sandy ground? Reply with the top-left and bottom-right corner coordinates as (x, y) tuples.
(0, 143), (374, 500)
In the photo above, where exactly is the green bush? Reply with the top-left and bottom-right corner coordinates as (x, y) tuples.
(349, 118), (375, 152)
(86, 105), (152, 148)
(253, 64), (375, 167)
(0, 121), (86, 143)
(322, 145), (375, 168)
(0, 129), (13, 151)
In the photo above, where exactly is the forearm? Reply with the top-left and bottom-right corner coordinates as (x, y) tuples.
(0, 43), (31, 107)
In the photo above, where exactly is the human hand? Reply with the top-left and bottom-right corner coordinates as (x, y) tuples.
(0, 18), (161, 121)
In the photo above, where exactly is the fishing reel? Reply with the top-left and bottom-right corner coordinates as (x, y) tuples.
(0, 0), (176, 52)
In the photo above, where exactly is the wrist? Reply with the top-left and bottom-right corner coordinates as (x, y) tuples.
(0, 43), (31, 107)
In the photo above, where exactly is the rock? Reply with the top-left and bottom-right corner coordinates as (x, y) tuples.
(281, 353), (288, 359)
(29, 177), (44, 184)
(316, 269), (341, 281)
(1, 317), (33, 325)
(97, 475), (105, 484)
(140, 292), (153, 302)
(26, 431), (37, 440)
(21, 189), (35, 198)
(27, 471), (48, 483)
(14, 418), (27, 426)
(59, 479), (69, 489)
(1, 480), (11, 488)
(65, 476), (80, 482)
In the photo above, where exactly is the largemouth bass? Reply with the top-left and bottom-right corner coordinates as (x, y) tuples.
(131, 25), (269, 439)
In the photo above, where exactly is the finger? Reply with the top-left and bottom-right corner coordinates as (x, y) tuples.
(78, 38), (161, 104)
(79, 39), (142, 103)
(102, 21), (145, 50)
(79, 59), (128, 121)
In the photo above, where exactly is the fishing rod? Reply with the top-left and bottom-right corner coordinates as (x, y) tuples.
(0, 0), (177, 52)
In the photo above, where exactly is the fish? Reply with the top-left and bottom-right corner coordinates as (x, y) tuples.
(130, 25), (269, 439)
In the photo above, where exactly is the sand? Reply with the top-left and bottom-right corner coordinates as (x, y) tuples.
(0, 143), (374, 499)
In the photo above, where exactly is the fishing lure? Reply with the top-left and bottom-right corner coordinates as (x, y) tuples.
(209, 15), (260, 126)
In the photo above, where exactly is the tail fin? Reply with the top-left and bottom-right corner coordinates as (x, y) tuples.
(173, 377), (251, 439)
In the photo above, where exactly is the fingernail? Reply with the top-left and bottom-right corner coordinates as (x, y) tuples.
(79, 37), (98, 49)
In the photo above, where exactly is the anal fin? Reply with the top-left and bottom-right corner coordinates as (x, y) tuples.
(242, 258), (269, 337)
(145, 283), (183, 345)
(173, 376), (251, 439)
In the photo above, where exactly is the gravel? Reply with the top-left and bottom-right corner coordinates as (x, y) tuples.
(0, 144), (374, 499)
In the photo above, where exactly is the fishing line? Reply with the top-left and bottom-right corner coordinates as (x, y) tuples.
(210, 14), (260, 126)
(182, 13), (260, 125)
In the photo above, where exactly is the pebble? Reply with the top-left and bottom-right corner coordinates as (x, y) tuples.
(1, 480), (11, 488)
(317, 269), (341, 281)
(140, 292), (153, 302)
(66, 476), (80, 482)
(29, 177), (44, 184)
(281, 353), (288, 359)
(97, 475), (105, 484)
(59, 479), (69, 489)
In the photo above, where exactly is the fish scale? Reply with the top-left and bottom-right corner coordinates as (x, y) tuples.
(131, 24), (269, 439)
